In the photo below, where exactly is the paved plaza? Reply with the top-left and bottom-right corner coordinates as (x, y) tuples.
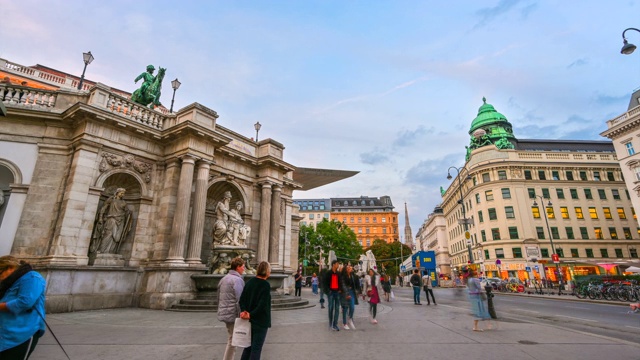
(31, 287), (639, 360)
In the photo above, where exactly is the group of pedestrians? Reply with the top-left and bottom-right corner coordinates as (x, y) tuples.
(408, 269), (437, 305)
(218, 257), (273, 360)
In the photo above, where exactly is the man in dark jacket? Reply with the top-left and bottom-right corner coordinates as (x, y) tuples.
(410, 269), (422, 305)
(323, 260), (343, 331)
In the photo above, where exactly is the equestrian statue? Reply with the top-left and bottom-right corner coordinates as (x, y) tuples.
(131, 64), (166, 109)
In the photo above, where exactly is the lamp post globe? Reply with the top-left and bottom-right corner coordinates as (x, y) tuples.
(254, 121), (262, 141)
(621, 28), (640, 55)
(77, 51), (94, 90)
(169, 78), (181, 113)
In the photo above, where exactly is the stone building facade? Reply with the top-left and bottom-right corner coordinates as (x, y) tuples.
(0, 57), (347, 312)
(440, 98), (640, 283)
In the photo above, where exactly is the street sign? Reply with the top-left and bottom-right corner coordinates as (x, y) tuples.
(400, 265), (406, 272)
(495, 259), (501, 265)
(458, 218), (475, 226)
(303, 260), (308, 266)
(534, 265), (539, 271)
(464, 231), (470, 239)
(551, 254), (560, 263)
(466, 239), (471, 245)
(525, 266), (531, 271)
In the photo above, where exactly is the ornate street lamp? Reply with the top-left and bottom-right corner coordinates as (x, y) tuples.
(169, 78), (181, 113)
(532, 195), (563, 295)
(77, 51), (94, 90)
(621, 28), (640, 55)
(447, 166), (473, 265)
(254, 121), (262, 141)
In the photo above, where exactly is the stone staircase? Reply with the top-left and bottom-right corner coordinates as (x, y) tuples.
(168, 293), (313, 312)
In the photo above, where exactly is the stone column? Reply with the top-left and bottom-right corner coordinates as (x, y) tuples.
(166, 155), (196, 263)
(268, 185), (282, 266)
(185, 160), (211, 265)
(257, 182), (272, 262)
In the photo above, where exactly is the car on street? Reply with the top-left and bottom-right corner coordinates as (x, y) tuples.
(480, 277), (502, 289)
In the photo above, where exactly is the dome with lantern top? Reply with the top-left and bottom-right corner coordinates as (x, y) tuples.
(465, 97), (517, 161)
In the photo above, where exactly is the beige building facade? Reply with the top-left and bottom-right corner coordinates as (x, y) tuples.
(440, 99), (640, 284)
(415, 206), (449, 278)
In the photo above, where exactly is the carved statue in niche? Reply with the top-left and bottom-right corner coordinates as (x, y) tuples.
(212, 191), (251, 247)
(90, 188), (132, 255)
(211, 252), (231, 274)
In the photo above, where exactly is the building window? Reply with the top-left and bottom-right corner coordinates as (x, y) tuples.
(485, 190), (494, 201)
(538, 170), (546, 180)
(482, 173), (491, 182)
(481, 230), (487, 242)
(366, 239), (371, 246)
(366, 228), (370, 234)
(484, 249), (490, 259)
(566, 227), (575, 239)
(528, 188), (536, 199)
(600, 248), (609, 258)
(566, 171), (574, 181)
(358, 217), (362, 223)
(512, 247), (523, 258)
(586, 248), (594, 258)
(584, 189), (593, 199)
(524, 170), (532, 180)
(373, 217), (377, 223)
(594, 171), (601, 181)
(603, 207), (612, 219)
(358, 227), (363, 233)
(624, 227), (632, 240)
(505, 206), (515, 219)
(342, 217), (347, 223)
(580, 171), (587, 181)
(501, 188), (511, 199)
(570, 189), (578, 199)
(557, 248), (565, 257)
(594, 227), (603, 239)
(631, 248), (639, 258)
(598, 189), (606, 200)
(478, 211), (484, 223)
(365, 217), (369, 223)
(560, 207), (569, 219)
(495, 248), (505, 259)
(475, 193), (481, 204)
(382, 228), (387, 234)
(382, 217), (386, 223)
(546, 206), (555, 219)
(626, 142), (635, 155)
(580, 227), (589, 239)
(609, 227), (618, 239)
(551, 170), (560, 180)
(488, 208), (497, 220)
(498, 170), (507, 180)
(491, 228), (501, 240)
(607, 171), (615, 181)
(542, 188), (550, 198)
(532, 207), (541, 219)
(473, 177), (477, 186)
(589, 207), (598, 219)
(551, 227), (560, 239)
(509, 226), (519, 239)
(350, 217), (354, 223)
(612, 189), (621, 200)
(541, 248), (549, 257)
(556, 189), (565, 199)
(570, 248), (579, 258)
(309, 214), (315, 219)
(536, 227), (545, 239)
(615, 248), (624, 258)
(575, 207), (584, 219)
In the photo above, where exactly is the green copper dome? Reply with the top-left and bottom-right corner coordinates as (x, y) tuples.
(469, 97), (509, 135)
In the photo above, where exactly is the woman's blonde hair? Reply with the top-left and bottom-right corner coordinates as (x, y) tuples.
(0, 255), (21, 272)
(256, 261), (271, 277)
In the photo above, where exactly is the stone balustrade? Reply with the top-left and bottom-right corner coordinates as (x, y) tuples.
(607, 105), (640, 128)
(0, 85), (57, 110)
(88, 85), (167, 130)
(1, 58), (91, 91)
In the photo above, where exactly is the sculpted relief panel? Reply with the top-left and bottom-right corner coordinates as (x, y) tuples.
(99, 152), (153, 183)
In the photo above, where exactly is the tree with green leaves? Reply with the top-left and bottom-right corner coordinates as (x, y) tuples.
(364, 239), (412, 282)
(298, 219), (363, 274)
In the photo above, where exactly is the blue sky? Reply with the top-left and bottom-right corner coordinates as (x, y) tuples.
(2, 0), (640, 238)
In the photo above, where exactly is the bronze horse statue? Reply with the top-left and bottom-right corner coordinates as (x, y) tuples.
(131, 67), (166, 109)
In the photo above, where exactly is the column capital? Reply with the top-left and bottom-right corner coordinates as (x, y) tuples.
(196, 159), (213, 169)
(179, 154), (198, 164)
(259, 181), (273, 189)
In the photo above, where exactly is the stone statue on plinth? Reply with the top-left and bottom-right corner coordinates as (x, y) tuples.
(90, 188), (132, 256)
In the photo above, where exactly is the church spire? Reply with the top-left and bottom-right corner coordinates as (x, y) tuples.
(403, 202), (414, 250)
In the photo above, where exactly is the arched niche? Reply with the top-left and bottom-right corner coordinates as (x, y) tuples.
(95, 168), (148, 198)
(201, 179), (250, 263)
(88, 172), (143, 265)
(0, 163), (16, 227)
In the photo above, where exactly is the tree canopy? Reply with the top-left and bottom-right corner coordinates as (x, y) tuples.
(364, 239), (412, 280)
(298, 219), (363, 270)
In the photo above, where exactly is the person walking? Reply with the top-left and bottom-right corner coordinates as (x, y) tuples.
(323, 260), (343, 331)
(381, 275), (391, 301)
(217, 257), (245, 360)
(364, 268), (381, 324)
(340, 264), (360, 330)
(422, 272), (437, 305)
(0, 256), (46, 359)
(410, 269), (422, 305)
(294, 270), (303, 297)
(463, 267), (491, 332)
(318, 268), (328, 309)
(311, 273), (319, 295)
(239, 261), (272, 360)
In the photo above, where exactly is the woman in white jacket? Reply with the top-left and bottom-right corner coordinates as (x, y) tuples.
(363, 269), (383, 324)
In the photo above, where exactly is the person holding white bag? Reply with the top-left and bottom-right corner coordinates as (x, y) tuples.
(239, 261), (272, 360)
(217, 257), (246, 360)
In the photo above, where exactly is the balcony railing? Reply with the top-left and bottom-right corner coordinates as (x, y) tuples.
(0, 85), (57, 110)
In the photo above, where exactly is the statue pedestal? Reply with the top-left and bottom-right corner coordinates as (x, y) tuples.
(94, 253), (125, 266)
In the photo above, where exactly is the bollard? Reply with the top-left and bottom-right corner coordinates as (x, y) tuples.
(484, 285), (497, 319)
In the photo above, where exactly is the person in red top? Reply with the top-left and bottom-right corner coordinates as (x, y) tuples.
(322, 260), (344, 331)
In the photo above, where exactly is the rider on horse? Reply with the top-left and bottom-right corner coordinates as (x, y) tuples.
(135, 65), (156, 96)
